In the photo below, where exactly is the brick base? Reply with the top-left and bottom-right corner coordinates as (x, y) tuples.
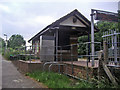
(12, 60), (98, 80)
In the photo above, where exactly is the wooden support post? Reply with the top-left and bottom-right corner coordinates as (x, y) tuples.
(98, 50), (103, 78)
(71, 45), (74, 74)
(30, 46), (31, 61)
(103, 41), (108, 64)
(102, 62), (118, 86)
(98, 50), (118, 86)
(56, 29), (58, 62)
(88, 30), (90, 62)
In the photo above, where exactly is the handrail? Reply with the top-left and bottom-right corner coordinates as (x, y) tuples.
(49, 63), (67, 73)
(43, 62), (58, 71)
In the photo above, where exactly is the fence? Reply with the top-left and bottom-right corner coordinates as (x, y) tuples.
(102, 29), (120, 66)
(13, 42), (101, 71)
(11, 42), (101, 81)
(13, 42), (101, 61)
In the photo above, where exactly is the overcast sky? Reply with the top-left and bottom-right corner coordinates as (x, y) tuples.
(0, 0), (119, 45)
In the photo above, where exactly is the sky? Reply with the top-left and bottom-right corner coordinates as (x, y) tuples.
(0, 0), (119, 46)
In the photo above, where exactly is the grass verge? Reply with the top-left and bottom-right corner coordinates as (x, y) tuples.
(26, 71), (97, 88)
(26, 71), (120, 88)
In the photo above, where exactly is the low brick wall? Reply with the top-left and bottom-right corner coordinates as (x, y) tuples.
(12, 60), (43, 73)
(12, 60), (98, 80)
(62, 63), (97, 80)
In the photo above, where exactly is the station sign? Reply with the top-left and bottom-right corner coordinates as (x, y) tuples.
(95, 10), (118, 22)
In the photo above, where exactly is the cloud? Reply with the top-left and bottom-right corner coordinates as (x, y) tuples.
(33, 16), (55, 25)
(0, 0), (119, 2)
(4, 15), (55, 29)
(1, 1), (118, 43)
(0, 4), (10, 13)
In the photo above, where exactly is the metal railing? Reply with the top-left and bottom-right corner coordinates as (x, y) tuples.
(12, 42), (101, 80)
(102, 29), (120, 66)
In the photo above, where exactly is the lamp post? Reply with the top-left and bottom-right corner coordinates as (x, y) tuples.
(91, 9), (95, 67)
(4, 34), (7, 50)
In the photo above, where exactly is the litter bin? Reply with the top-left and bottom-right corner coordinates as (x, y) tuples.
(10, 55), (14, 60)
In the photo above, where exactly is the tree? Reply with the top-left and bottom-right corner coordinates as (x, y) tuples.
(8, 34), (26, 49)
(96, 21), (118, 32)
(0, 37), (5, 48)
(118, 10), (120, 32)
(78, 21), (118, 55)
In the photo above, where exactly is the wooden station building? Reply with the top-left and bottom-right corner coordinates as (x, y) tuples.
(28, 9), (98, 62)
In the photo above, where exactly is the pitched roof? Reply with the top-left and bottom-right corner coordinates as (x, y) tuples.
(28, 9), (98, 42)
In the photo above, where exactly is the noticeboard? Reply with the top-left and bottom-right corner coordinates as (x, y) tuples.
(95, 10), (118, 22)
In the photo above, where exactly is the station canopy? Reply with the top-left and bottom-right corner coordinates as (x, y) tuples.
(28, 9), (98, 43)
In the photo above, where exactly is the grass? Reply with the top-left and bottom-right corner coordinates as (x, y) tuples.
(26, 71), (120, 88)
(26, 71), (97, 88)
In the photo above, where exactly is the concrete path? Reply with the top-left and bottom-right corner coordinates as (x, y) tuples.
(1, 55), (43, 88)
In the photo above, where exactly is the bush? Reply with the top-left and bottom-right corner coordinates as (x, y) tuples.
(3, 48), (20, 60)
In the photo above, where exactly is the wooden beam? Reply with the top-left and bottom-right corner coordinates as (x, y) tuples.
(74, 15), (89, 28)
(102, 62), (118, 86)
(98, 50), (118, 86)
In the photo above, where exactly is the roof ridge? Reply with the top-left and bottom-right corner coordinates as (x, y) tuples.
(50, 9), (79, 27)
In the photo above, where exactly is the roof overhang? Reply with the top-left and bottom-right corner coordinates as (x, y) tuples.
(28, 9), (99, 43)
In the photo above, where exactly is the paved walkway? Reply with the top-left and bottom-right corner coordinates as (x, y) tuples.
(0, 55), (2, 89)
(1, 55), (43, 88)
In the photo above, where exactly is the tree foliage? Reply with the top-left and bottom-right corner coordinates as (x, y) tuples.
(8, 34), (26, 49)
(78, 21), (118, 55)
(96, 21), (118, 32)
(0, 37), (5, 48)
(118, 10), (120, 31)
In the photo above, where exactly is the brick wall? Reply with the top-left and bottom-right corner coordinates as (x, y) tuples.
(62, 64), (97, 80)
(12, 60), (42, 73)
(12, 60), (97, 80)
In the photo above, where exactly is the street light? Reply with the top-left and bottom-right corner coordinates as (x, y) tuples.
(4, 34), (7, 50)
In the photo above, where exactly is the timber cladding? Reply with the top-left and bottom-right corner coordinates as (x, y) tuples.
(28, 9), (99, 63)
(12, 60), (97, 80)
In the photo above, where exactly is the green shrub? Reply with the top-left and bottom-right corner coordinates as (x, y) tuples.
(3, 48), (20, 60)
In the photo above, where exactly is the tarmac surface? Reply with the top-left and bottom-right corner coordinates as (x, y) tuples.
(1, 55), (43, 89)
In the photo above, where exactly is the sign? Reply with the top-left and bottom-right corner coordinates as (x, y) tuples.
(95, 10), (118, 22)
